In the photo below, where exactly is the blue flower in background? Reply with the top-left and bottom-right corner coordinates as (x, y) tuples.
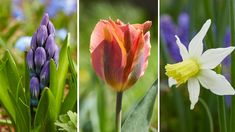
(12, 0), (76, 20)
(12, 0), (24, 21)
(15, 36), (31, 51)
(45, 0), (77, 17)
(160, 12), (190, 62)
(56, 28), (67, 40)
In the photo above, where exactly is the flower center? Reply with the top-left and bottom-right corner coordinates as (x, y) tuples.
(165, 59), (200, 86)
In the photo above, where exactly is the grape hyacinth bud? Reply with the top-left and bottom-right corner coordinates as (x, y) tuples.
(26, 13), (59, 107)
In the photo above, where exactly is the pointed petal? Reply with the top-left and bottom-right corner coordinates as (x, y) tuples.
(200, 47), (235, 69)
(187, 78), (200, 110)
(197, 69), (235, 95)
(175, 35), (189, 60)
(169, 77), (177, 87)
(188, 19), (211, 57)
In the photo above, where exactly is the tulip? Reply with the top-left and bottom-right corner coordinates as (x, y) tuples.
(90, 18), (152, 92)
(26, 13), (59, 107)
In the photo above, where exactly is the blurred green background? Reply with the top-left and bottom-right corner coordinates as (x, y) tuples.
(79, 0), (158, 131)
(0, 0), (77, 131)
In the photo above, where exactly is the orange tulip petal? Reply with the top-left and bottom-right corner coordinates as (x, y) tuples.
(133, 21), (152, 34)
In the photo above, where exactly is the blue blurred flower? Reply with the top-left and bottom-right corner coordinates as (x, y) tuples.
(160, 12), (190, 62)
(15, 36), (31, 51)
(56, 28), (67, 40)
(45, 0), (77, 17)
(12, 0), (25, 21)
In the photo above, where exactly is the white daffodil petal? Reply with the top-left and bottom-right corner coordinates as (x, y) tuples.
(197, 69), (235, 95)
(175, 35), (189, 60)
(187, 78), (200, 110)
(168, 77), (177, 87)
(200, 47), (235, 69)
(188, 19), (211, 57)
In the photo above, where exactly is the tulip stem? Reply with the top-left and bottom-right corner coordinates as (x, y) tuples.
(116, 92), (123, 132)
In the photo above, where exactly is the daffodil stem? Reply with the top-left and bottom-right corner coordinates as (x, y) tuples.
(217, 96), (228, 132)
(230, 0), (235, 131)
(116, 92), (123, 132)
(199, 98), (214, 132)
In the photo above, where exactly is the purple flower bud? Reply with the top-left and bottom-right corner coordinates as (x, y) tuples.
(40, 61), (50, 90)
(27, 49), (34, 71)
(40, 13), (49, 26)
(34, 47), (46, 74)
(45, 34), (56, 59)
(30, 77), (40, 98)
(30, 32), (37, 50)
(53, 45), (59, 66)
(37, 25), (48, 46)
(48, 21), (56, 35)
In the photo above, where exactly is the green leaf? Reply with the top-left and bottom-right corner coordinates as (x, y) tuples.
(55, 111), (77, 132)
(60, 47), (77, 114)
(54, 33), (70, 116)
(122, 80), (158, 132)
(34, 88), (56, 131)
(49, 59), (57, 96)
(0, 59), (16, 123)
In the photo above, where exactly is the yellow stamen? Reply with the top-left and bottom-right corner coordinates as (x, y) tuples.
(165, 59), (200, 86)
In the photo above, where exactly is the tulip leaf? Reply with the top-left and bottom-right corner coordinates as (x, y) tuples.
(34, 88), (56, 131)
(122, 80), (158, 132)
(54, 33), (70, 116)
(60, 47), (77, 114)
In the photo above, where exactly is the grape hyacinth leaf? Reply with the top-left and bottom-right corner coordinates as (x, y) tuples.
(34, 88), (56, 131)
(122, 79), (157, 132)
(61, 47), (77, 114)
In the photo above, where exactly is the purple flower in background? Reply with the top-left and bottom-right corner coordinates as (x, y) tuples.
(160, 12), (190, 62)
(12, 0), (24, 21)
(26, 13), (59, 107)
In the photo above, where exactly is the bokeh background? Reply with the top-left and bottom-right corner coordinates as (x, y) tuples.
(79, 0), (158, 131)
(160, 0), (231, 132)
(0, 0), (77, 131)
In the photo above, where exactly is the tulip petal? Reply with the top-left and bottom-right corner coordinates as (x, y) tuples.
(200, 47), (235, 69)
(197, 69), (235, 95)
(90, 21), (107, 53)
(187, 78), (200, 110)
(123, 32), (151, 90)
(175, 35), (189, 60)
(168, 77), (177, 87)
(132, 21), (152, 34)
(188, 19), (211, 57)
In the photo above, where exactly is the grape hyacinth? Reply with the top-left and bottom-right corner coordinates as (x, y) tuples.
(26, 13), (59, 107)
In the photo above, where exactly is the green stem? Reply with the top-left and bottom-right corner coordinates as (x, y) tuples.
(217, 96), (228, 132)
(0, 119), (12, 126)
(199, 98), (214, 132)
(230, 0), (235, 131)
(116, 92), (123, 132)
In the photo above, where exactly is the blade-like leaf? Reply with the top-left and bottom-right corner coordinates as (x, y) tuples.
(122, 80), (158, 132)
(49, 59), (57, 96)
(54, 33), (70, 116)
(34, 88), (56, 131)
(61, 47), (77, 114)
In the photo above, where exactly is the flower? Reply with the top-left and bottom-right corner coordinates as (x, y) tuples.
(26, 13), (59, 107)
(165, 19), (235, 109)
(90, 18), (151, 92)
(15, 36), (31, 52)
(160, 13), (190, 62)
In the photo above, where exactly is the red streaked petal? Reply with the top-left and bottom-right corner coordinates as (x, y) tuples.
(122, 32), (151, 91)
(132, 21), (152, 34)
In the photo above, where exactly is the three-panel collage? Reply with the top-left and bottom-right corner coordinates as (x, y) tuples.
(1, 0), (235, 132)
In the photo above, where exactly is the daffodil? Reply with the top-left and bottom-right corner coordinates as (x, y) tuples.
(165, 19), (235, 109)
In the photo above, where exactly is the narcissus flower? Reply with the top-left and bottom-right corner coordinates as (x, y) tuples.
(90, 18), (152, 92)
(165, 19), (235, 109)
(26, 13), (59, 107)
